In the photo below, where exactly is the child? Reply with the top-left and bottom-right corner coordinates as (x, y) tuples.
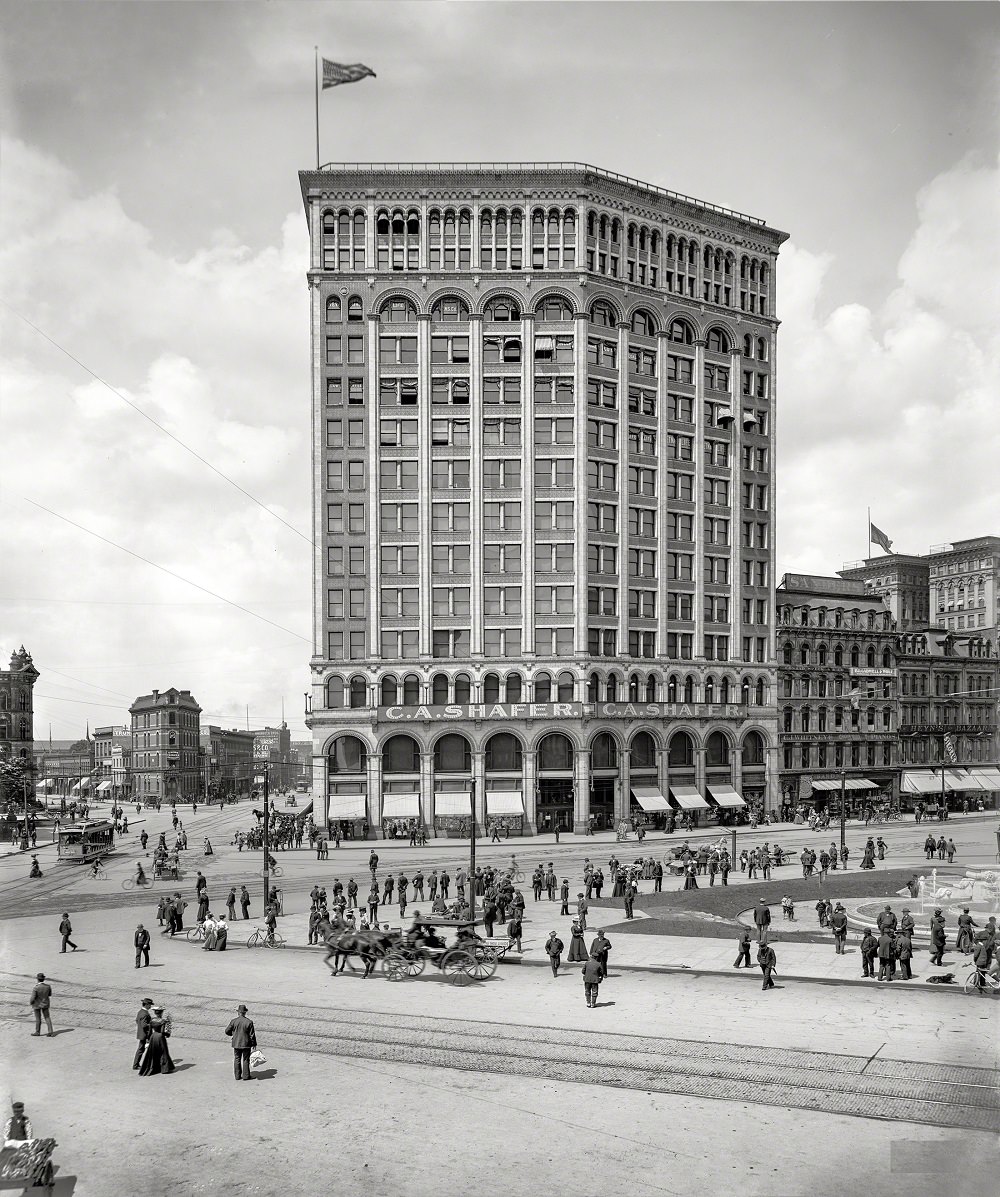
(781, 895), (795, 921)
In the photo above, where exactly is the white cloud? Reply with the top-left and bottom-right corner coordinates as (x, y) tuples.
(776, 151), (1000, 575)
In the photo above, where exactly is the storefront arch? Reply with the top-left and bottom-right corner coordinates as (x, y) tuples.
(536, 731), (575, 832)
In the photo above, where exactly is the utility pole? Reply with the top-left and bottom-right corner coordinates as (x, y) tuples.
(839, 770), (847, 852)
(468, 779), (477, 925)
(262, 761), (270, 916)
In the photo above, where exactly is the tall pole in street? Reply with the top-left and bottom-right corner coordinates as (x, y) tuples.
(839, 770), (847, 852)
(468, 779), (477, 925)
(262, 761), (270, 916)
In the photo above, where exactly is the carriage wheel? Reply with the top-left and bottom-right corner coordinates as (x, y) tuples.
(382, 954), (407, 981)
(470, 944), (497, 965)
(403, 955), (426, 977)
(442, 950), (473, 985)
(465, 956), (497, 982)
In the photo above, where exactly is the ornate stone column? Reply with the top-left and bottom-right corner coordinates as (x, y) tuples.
(367, 751), (383, 839)
(574, 746), (591, 834)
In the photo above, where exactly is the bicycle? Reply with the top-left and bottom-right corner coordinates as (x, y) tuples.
(122, 874), (154, 891)
(247, 926), (286, 948)
(89, 861), (108, 880)
(262, 864), (283, 878)
(187, 923), (207, 944)
(963, 968), (1000, 996)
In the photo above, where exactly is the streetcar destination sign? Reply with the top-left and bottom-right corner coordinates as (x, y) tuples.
(379, 701), (749, 723)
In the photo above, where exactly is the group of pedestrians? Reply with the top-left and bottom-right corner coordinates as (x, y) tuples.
(544, 926), (613, 1007)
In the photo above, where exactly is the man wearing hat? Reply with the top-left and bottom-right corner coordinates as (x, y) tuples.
(29, 973), (53, 1037)
(133, 998), (154, 1069)
(225, 1004), (258, 1081)
(929, 909), (947, 966)
(753, 898), (771, 945)
(4, 1102), (31, 1141)
(134, 922), (151, 968)
(830, 903), (848, 954)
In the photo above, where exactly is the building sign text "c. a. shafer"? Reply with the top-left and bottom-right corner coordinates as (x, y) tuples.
(379, 701), (749, 723)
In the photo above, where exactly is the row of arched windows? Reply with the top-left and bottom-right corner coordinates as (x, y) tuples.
(777, 606), (895, 631)
(326, 670), (771, 709)
(781, 642), (894, 669)
(0, 716), (31, 738)
(327, 728), (769, 774)
(0, 690), (31, 710)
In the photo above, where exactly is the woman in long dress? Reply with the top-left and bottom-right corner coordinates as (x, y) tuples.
(567, 920), (587, 962)
(138, 1017), (170, 1076)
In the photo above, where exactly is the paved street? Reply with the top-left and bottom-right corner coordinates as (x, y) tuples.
(1, 801), (997, 1195)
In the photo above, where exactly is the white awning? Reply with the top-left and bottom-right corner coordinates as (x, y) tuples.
(630, 785), (670, 812)
(381, 793), (421, 818)
(96, 781), (114, 792)
(707, 784), (746, 809)
(811, 778), (879, 792)
(969, 767), (1000, 789)
(669, 784), (709, 810)
(327, 792), (367, 819)
(434, 791), (473, 816)
(901, 771), (946, 795)
(945, 768), (982, 792)
(486, 791), (524, 815)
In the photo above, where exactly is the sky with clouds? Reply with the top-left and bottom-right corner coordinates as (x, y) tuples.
(1, 1), (998, 743)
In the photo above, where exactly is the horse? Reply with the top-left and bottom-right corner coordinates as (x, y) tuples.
(323, 926), (399, 978)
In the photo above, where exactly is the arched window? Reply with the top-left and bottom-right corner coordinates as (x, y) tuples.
(326, 295), (342, 323)
(431, 296), (469, 322)
(383, 734), (419, 773)
(406, 210), (420, 236)
(353, 211), (365, 239)
(402, 675), (421, 706)
(326, 676), (346, 708)
(557, 672), (575, 702)
(538, 733), (574, 771)
(782, 707), (793, 732)
(742, 678), (752, 706)
(380, 297), (417, 323)
(720, 677), (730, 704)
(534, 673), (552, 702)
(630, 309), (656, 336)
(391, 211), (405, 235)
(535, 296), (573, 321)
(866, 647), (876, 668)
(834, 645), (844, 667)
(484, 297), (521, 321)
(683, 676), (695, 704)
(454, 674), (472, 703)
(882, 647), (892, 668)
(850, 646), (861, 668)
(483, 673), (501, 703)
(628, 673), (640, 702)
(434, 733), (471, 773)
(645, 675), (658, 702)
(347, 296), (364, 322)
(743, 334), (753, 357)
(590, 300), (618, 328)
(504, 673), (523, 703)
(606, 675), (619, 702)
(431, 674), (450, 705)
(591, 731), (619, 769)
(706, 731), (730, 766)
(742, 731), (765, 766)
(705, 328), (730, 353)
(668, 731), (694, 767)
(667, 675), (678, 703)
(380, 676), (398, 706)
(755, 679), (765, 706)
(667, 318), (694, 345)
(349, 677), (368, 708)
(756, 337), (767, 360)
(485, 732), (522, 772)
(705, 677), (715, 705)
(328, 735), (367, 774)
(323, 211), (336, 234)
(630, 731), (657, 769)
(587, 673), (600, 703)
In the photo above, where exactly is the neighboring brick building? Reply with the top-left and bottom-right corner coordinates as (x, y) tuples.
(129, 688), (202, 801)
(0, 646), (38, 765)
(200, 726), (255, 800)
(93, 725), (132, 800)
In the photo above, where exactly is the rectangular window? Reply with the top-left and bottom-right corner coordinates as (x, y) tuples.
(668, 552), (693, 581)
(587, 544), (618, 574)
(667, 513), (694, 541)
(380, 419), (418, 447)
(628, 466), (656, 497)
(587, 380), (618, 409)
(666, 632), (693, 659)
(327, 502), (344, 534)
(432, 544), (471, 574)
(326, 377), (343, 406)
(536, 543), (574, 572)
(431, 459), (471, 489)
(484, 501), (521, 531)
(379, 460), (418, 491)
(534, 501), (574, 531)
(629, 548), (657, 578)
(588, 502), (618, 533)
(535, 627), (574, 655)
(327, 588), (344, 619)
(627, 427), (656, 456)
(431, 419), (470, 447)
(348, 503), (364, 534)
(629, 588), (656, 618)
(587, 338), (618, 368)
(535, 458), (574, 488)
(483, 459), (522, 488)
(483, 378), (522, 405)
(705, 440), (730, 467)
(704, 478), (729, 505)
(628, 348), (657, 377)
(628, 507), (655, 537)
(431, 629), (470, 659)
(667, 393), (694, 422)
(585, 586), (616, 616)
(325, 336), (343, 366)
(432, 587), (471, 617)
(431, 502), (471, 532)
(534, 378), (574, 405)
(483, 544), (522, 574)
(326, 460), (344, 491)
(483, 628), (522, 657)
(328, 631), (344, 659)
(379, 378), (418, 407)
(666, 354), (693, 383)
(587, 419), (618, 449)
(704, 595), (729, 623)
(588, 628), (618, 657)
(534, 417), (575, 444)
(348, 546), (365, 575)
(347, 461), (364, 491)
(484, 585), (523, 616)
(667, 592), (692, 620)
(703, 364), (730, 392)
(381, 587), (419, 618)
(668, 434), (693, 462)
(483, 419), (521, 447)
(382, 630), (420, 659)
(628, 631), (656, 658)
(703, 517), (730, 545)
(380, 545), (419, 575)
(380, 503), (418, 533)
(667, 472), (693, 501)
(430, 336), (470, 365)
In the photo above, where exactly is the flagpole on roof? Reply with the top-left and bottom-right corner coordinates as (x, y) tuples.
(314, 46), (320, 169)
(867, 506), (871, 560)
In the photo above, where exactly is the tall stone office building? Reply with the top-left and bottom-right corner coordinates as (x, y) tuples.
(301, 164), (788, 837)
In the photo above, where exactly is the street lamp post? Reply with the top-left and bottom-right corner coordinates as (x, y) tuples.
(468, 779), (477, 925)
(262, 761), (270, 917)
(839, 769), (847, 853)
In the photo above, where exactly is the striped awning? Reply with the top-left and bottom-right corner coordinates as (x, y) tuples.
(945, 768), (983, 792)
(434, 791), (473, 816)
(811, 778), (879, 791)
(630, 785), (670, 812)
(381, 793), (420, 818)
(901, 772), (946, 795)
(485, 791), (524, 815)
(707, 783), (746, 808)
(96, 780), (114, 792)
(969, 767), (1000, 790)
(669, 784), (709, 810)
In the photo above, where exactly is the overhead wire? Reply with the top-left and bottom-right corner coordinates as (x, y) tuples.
(2, 300), (312, 547)
(24, 499), (310, 644)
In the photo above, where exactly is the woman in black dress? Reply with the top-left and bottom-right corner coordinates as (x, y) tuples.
(567, 920), (587, 962)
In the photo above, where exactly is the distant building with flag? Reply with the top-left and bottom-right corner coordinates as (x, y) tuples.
(322, 59), (375, 89)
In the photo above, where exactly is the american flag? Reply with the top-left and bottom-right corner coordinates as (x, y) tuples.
(323, 60), (376, 89)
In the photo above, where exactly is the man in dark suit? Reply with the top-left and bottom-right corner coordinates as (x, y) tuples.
(133, 998), (153, 1069)
(545, 931), (564, 977)
(734, 928), (752, 968)
(225, 1003), (258, 1081)
(830, 904), (848, 954)
(877, 931), (896, 981)
(757, 943), (777, 990)
(582, 956), (603, 1008)
(134, 923), (151, 968)
(240, 885), (251, 920)
(753, 899), (771, 944)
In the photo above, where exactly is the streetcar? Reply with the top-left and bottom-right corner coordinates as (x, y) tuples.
(57, 819), (115, 864)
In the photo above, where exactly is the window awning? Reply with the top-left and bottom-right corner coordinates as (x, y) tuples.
(381, 793), (421, 819)
(811, 778), (879, 791)
(327, 792), (367, 819)
(969, 767), (1000, 789)
(486, 791), (524, 815)
(96, 781), (114, 792)
(707, 783), (746, 808)
(945, 768), (982, 792)
(630, 785), (670, 812)
(434, 791), (473, 816)
(35, 779), (54, 790)
(901, 771), (946, 794)
(669, 784), (709, 810)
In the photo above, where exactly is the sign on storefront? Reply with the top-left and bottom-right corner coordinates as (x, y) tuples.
(379, 701), (751, 723)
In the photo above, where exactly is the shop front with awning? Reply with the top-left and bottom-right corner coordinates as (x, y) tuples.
(96, 780), (114, 794)
(433, 790), (473, 836)
(707, 783), (747, 809)
(484, 790), (524, 835)
(630, 785), (670, 812)
(326, 790), (368, 839)
(668, 784), (709, 811)
(969, 767), (1000, 792)
(380, 791), (421, 838)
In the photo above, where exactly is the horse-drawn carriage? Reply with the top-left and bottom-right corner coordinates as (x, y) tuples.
(324, 918), (498, 985)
